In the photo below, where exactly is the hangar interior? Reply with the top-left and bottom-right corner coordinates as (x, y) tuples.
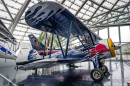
(0, 0), (130, 86)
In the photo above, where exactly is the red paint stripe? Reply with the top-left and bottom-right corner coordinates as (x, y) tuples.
(32, 39), (40, 50)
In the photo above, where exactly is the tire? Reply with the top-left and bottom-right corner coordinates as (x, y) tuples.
(100, 65), (108, 74)
(91, 68), (104, 82)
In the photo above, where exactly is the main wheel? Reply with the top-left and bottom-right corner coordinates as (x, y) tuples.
(91, 68), (104, 82)
(100, 65), (108, 74)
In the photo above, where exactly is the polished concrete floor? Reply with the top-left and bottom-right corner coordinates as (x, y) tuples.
(0, 60), (130, 86)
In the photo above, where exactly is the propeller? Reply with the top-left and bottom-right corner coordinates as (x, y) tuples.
(113, 44), (121, 50)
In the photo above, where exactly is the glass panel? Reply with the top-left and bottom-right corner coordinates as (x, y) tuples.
(120, 26), (130, 42)
(23, 37), (29, 41)
(99, 28), (108, 39)
(109, 27), (119, 42)
(116, 43), (130, 60)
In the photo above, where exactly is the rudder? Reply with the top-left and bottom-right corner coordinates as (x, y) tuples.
(28, 34), (45, 50)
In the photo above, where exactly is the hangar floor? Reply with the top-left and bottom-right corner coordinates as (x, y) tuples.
(0, 60), (130, 86)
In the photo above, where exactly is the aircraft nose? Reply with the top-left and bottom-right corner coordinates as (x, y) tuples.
(108, 38), (116, 57)
(113, 44), (121, 50)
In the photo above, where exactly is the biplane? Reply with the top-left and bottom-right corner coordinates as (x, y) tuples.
(17, 1), (119, 82)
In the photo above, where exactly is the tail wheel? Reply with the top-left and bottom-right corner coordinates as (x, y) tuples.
(100, 65), (108, 74)
(91, 68), (104, 82)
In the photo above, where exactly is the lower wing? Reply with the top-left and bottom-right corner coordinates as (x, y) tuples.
(17, 58), (87, 70)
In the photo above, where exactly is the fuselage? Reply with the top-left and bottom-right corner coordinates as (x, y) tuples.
(29, 39), (112, 64)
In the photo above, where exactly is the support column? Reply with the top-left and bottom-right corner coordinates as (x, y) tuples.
(108, 27), (110, 38)
(118, 26), (123, 61)
(118, 26), (124, 86)
(9, 0), (31, 33)
(108, 27), (112, 73)
(108, 27), (112, 85)
(97, 28), (99, 36)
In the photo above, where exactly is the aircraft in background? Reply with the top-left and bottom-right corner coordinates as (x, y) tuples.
(17, 1), (120, 82)
(0, 44), (18, 60)
(0, 18), (19, 61)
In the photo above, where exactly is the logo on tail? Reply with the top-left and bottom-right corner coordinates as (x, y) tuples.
(28, 34), (45, 50)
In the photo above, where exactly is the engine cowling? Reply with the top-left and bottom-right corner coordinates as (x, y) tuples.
(98, 38), (116, 59)
(89, 38), (116, 59)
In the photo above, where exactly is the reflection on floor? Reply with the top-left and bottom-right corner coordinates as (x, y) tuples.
(0, 61), (130, 86)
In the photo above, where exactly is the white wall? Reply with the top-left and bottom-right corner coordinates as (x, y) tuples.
(16, 42), (32, 62)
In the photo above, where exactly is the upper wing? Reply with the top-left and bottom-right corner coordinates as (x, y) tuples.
(25, 1), (101, 42)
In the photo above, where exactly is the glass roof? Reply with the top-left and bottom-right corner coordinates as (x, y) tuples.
(0, 0), (129, 43)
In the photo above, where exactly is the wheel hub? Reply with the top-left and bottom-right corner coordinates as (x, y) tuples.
(93, 71), (101, 79)
(101, 66), (106, 72)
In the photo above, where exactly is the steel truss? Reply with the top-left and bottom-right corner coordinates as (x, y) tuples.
(0, 0), (129, 43)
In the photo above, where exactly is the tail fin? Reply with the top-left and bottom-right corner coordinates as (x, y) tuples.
(28, 49), (41, 60)
(28, 34), (45, 50)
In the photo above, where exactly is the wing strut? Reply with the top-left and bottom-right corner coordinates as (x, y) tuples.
(88, 31), (95, 45)
(77, 36), (87, 49)
(49, 30), (54, 58)
(55, 30), (65, 57)
(43, 32), (47, 59)
(64, 20), (72, 58)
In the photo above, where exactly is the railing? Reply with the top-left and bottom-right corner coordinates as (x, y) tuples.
(0, 73), (17, 86)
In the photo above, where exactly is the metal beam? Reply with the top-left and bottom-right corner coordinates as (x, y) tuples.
(20, 28), (29, 42)
(85, 2), (129, 21)
(89, 0), (110, 10)
(92, 11), (130, 25)
(91, 16), (130, 26)
(61, 0), (66, 4)
(9, 0), (31, 33)
(114, 1), (130, 24)
(89, 22), (130, 28)
(110, 0), (120, 12)
(87, 0), (105, 22)
(103, 0), (120, 20)
(0, 17), (27, 26)
(75, 0), (88, 16)
(1, 0), (14, 20)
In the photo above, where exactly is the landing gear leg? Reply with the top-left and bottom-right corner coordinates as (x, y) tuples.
(99, 59), (108, 75)
(100, 65), (108, 75)
(91, 56), (104, 81)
